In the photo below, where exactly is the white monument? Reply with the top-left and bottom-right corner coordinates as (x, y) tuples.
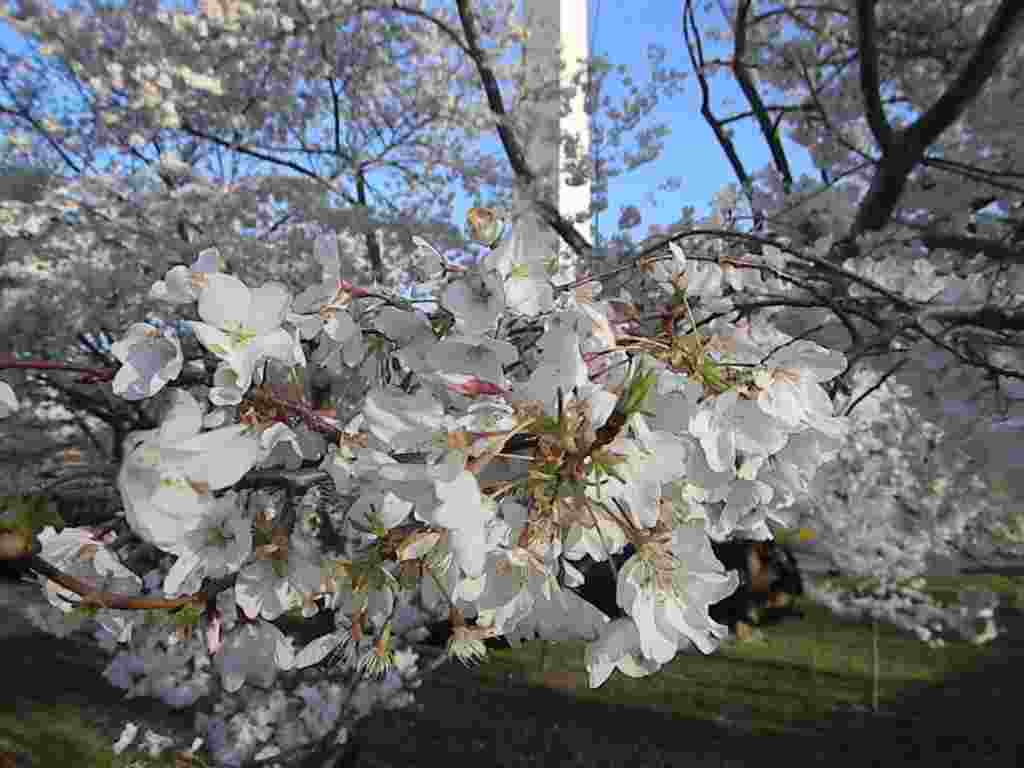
(520, 0), (592, 283)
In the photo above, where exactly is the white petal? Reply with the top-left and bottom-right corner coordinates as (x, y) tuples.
(247, 282), (291, 334)
(198, 274), (251, 329)
(294, 632), (345, 669)
(0, 381), (19, 416)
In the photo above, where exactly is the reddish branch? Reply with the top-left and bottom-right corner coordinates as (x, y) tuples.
(0, 355), (115, 384)
(24, 554), (217, 611)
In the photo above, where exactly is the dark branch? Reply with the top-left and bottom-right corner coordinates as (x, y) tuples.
(915, 233), (1024, 265)
(851, 0), (1024, 236)
(855, 0), (892, 151)
(733, 0), (793, 192)
(684, 0), (753, 199)
(918, 304), (1024, 332)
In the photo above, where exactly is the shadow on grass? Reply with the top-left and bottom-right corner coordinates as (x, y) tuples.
(358, 660), (1021, 768)
(0, 632), (196, 730)
(356, 605), (1024, 768)
(0, 606), (197, 767)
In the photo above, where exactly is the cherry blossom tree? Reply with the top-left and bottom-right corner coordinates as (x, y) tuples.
(803, 377), (1020, 576)
(666, 0), (1024, 468)
(0, 0), (685, 497)
(0, 0), (1023, 765)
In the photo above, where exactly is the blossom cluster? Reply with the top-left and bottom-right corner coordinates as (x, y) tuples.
(789, 365), (1020, 579)
(1, 221), (853, 763)
(809, 577), (1001, 648)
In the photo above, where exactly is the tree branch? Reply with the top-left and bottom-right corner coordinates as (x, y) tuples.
(851, 0), (1024, 236)
(915, 233), (1024, 265)
(908, 0), (1024, 160)
(855, 0), (892, 151)
(843, 358), (908, 416)
(355, 168), (385, 284)
(918, 303), (1024, 332)
(733, 0), (793, 192)
(683, 0), (753, 201)
(25, 553), (220, 611)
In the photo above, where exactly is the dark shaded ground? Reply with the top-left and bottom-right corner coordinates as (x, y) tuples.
(2, 576), (1023, 767)
(0, 579), (199, 765)
(355, 600), (1024, 768)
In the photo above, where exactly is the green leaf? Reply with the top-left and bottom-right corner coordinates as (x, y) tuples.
(144, 607), (172, 626)
(701, 358), (724, 389)
(271, 557), (289, 579)
(253, 527), (273, 548)
(71, 604), (100, 620)
(534, 415), (561, 434)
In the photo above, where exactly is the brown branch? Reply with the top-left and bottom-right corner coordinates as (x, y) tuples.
(233, 467), (332, 493)
(454, 0), (592, 258)
(248, 388), (344, 443)
(26, 554), (218, 611)
(855, 0), (892, 151)
(907, 0), (1024, 162)
(178, 118), (339, 199)
(843, 358), (908, 416)
(32, 373), (126, 428)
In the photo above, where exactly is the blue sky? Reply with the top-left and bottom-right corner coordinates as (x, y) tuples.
(0, 0), (816, 242)
(582, 0), (814, 238)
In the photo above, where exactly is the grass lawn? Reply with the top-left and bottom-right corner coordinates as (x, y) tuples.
(460, 598), (990, 735)
(0, 703), (183, 768)
(435, 571), (1024, 737)
(3, 574), (1023, 767)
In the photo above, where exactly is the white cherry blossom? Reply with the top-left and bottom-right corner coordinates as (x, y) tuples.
(186, 274), (296, 394)
(110, 322), (183, 401)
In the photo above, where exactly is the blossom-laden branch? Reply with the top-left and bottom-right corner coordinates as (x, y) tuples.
(247, 386), (344, 444)
(1, 353), (347, 445)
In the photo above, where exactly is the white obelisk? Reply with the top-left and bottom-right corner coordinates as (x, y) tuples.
(520, 0), (592, 284)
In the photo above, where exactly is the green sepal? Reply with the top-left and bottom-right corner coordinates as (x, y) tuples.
(171, 602), (204, 627)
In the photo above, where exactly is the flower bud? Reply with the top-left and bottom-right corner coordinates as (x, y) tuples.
(466, 207), (504, 246)
(0, 528), (34, 562)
